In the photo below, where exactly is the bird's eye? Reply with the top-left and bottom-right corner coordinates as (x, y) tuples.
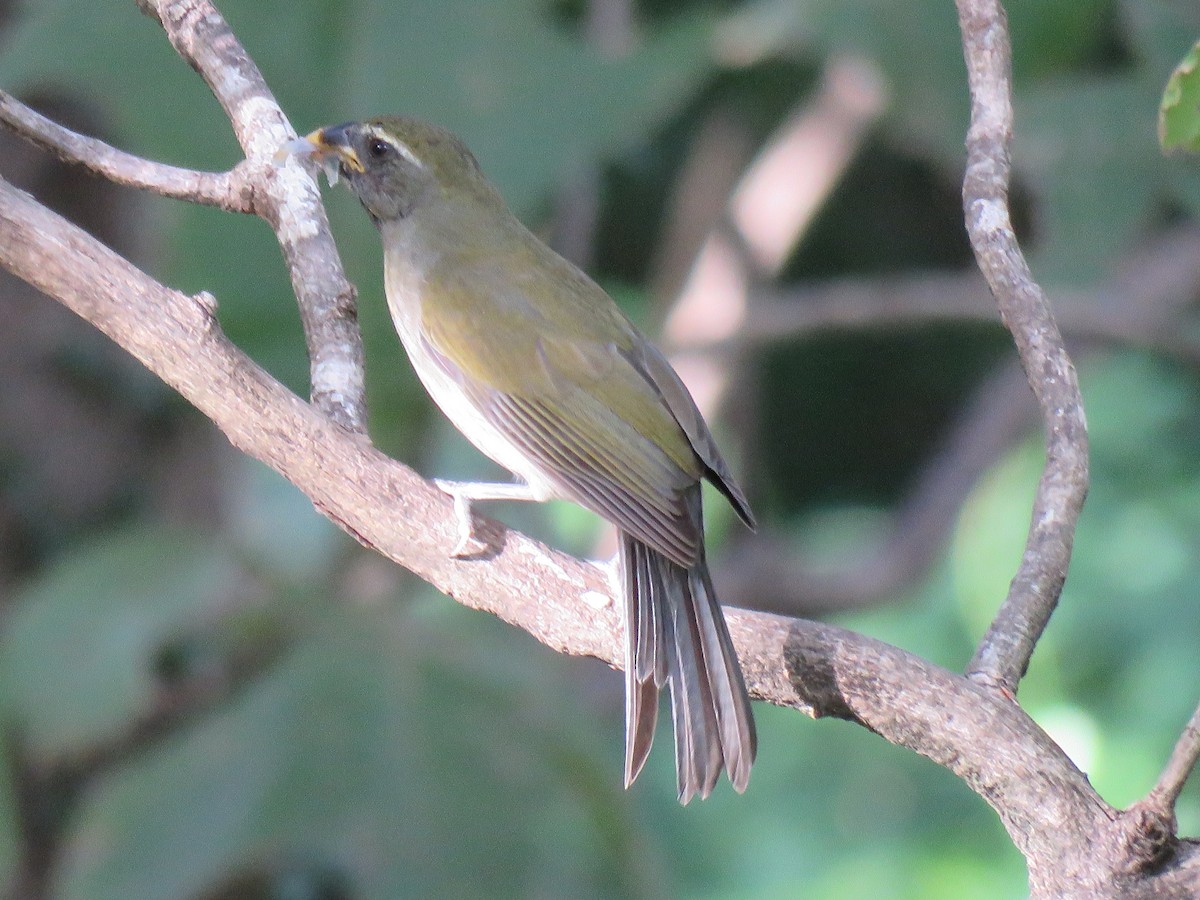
(367, 138), (392, 160)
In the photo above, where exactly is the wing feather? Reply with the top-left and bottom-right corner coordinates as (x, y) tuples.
(411, 234), (742, 566)
(487, 391), (701, 566)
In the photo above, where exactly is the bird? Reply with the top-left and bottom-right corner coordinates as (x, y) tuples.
(281, 117), (756, 803)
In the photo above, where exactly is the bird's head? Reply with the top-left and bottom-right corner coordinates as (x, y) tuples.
(285, 116), (499, 224)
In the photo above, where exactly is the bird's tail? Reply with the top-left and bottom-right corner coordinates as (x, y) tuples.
(619, 532), (756, 804)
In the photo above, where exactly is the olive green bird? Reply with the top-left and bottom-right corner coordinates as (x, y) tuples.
(285, 117), (756, 803)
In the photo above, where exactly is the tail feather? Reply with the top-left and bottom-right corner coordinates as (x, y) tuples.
(630, 540), (666, 686)
(619, 528), (757, 803)
(668, 564), (723, 803)
(623, 675), (658, 788)
(691, 562), (755, 792)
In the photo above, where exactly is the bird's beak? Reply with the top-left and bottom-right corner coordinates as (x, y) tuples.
(274, 123), (364, 184)
(302, 124), (365, 174)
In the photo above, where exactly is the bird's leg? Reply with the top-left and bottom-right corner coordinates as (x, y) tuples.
(433, 480), (543, 557)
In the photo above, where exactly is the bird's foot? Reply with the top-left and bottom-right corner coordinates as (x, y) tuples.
(434, 480), (490, 558)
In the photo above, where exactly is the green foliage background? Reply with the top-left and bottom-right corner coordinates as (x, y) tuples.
(2, 1), (1200, 897)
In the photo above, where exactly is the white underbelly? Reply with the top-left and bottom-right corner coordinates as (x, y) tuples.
(383, 246), (556, 499)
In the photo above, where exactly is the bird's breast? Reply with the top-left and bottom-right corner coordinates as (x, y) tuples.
(381, 236), (557, 499)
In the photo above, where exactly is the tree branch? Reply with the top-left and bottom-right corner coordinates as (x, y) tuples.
(1, 1), (1196, 894)
(129, 0), (367, 433)
(0, 170), (1138, 885)
(1148, 703), (1200, 821)
(954, 0), (1089, 692)
(716, 224), (1200, 617)
(0, 89), (249, 211)
(737, 225), (1200, 359)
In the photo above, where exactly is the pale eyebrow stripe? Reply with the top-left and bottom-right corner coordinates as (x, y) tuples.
(365, 125), (426, 170)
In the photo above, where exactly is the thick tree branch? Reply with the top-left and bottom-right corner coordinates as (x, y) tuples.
(955, 0), (1089, 693)
(0, 1), (1195, 894)
(0, 170), (619, 674)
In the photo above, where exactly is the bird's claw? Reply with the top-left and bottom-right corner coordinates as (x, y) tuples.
(435, 479), (489, 558)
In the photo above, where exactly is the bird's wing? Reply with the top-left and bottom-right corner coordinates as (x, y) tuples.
(483, 383), (702, 566)
(418, 283), (707, 567)
(625, 341), (756, 530)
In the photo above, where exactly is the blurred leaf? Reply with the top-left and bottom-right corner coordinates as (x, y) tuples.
(1019, 76), (1161, 285)
(193, 858), (352, 900)
(53, 596), (663, 900)
(1122, 2), (1200, 214)
(344, 0), (718, 217)
(0, 743), (16, 890)
(1159, 40), (1200, 152)
(717, 0), (970, 164)
(1122, 0), (1200, 90)
(1006, 0), (1125, 84)
(0, 527), (241, 751)
(224, 458), (345, 586)
(5, 1), (1200, 897)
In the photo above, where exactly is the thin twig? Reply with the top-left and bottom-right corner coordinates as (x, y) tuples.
(1150, 702), (1200, 815)
(136, 0), (367, 432)
(955, 0), (1089, 692)
(724, 225), (1200, 360)
(0, 90), (249, 211)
